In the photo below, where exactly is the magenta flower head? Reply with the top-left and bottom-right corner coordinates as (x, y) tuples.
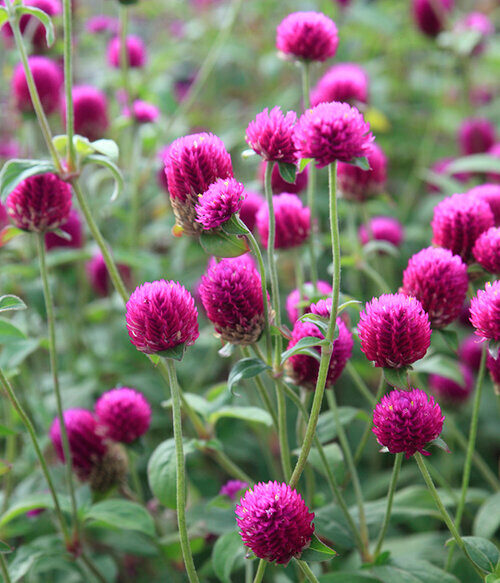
(429, 365), (474, 406)
(246, 107), (298, 164)
(431, 193), (494, 262)
(85, 15), (119, 35)
(131, 100), (159, 124)
(86, 253), (131, 297)
(458, 118), (496, 156)
(196, 178), (246, 230)
(12, 56), (62, 115)
(454, 12), (494, 56)
(358, 294), (431, 368)
(487, 354), (500, 388)
(163, 133), (233, 236)
(412, 0), (454, 37)
(126, 280), (199, 354)
(49, 409), (106, 480)
(6, 173), (71, 233)
(259, 161), (309, 195)
(276, 11), (338, 62)
(427, 157), (470, 194)
(470, 281), (500, 342)
(239, 190), (264, 232)
(311, 63), (369, 107)
(256, 193), (310, 250)
(338, 143), (387, 202)
(359, 216), (403, 248)
(2, 0), (61, 52)
(95, 387), (151, 444)
(401, 247), (468, 329)
(107, 35), (146, 68)
(199, 257), (264, 345)
(294, 102), (373, 168)
(458, 335), (483, 371)
(220, 479), (248, 500)
(468, 184), (500, 226)
(473, 227), (500, 273)
(45, 209), (83, 250)
(373, 388), (444, 458)
(236, 481), (315, 564)
(286, 280), (332, 324)
(63, 85), (109, 142)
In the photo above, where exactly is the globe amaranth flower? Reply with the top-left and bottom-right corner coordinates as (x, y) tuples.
(107, 35), (146, 68)
(239, 190), (264, 232)
(358, 293), (431, 368)
(454, 12), (494, 56)
(487, 354), (500, 389)
(458, 335), (483, 371)
(2, 0), (61, 52)
(427, 157), (470, 194)
(45, 209), (83, 250)
(401, 247), (468, 328)
(373, 388), (444, 458)
(458, 118), (496, 156)
(256, 193), (310, 249)
(130, 100), (159, 124)
(359, 216), (403, 248)
(468, 184), (500, 226)
(163, 133), (233, 236)
(6, 173), (72, 233)
(246, 107), (298, 164)
(473, 227), (500, 273)
(63, 85), (109, 142)
(339, 143), (387, 202)
(294, 101), (373, 168)
(431, 192), (494, 262)
(429, 365), (474, 406)
(49, 409), (107, 480)
(412, 0), (454, 37)
(126, 280), (199, 354)
(86, 253), (131, 297)
(199, 257), (265, 345)
(311, 63), (369, 107)
(276, 11), (338, 62)
(85, 15), (119, 34)
(12, 56), (62, 115)
(196, 178), (246, 230)
(220, 479), (248, 500)
(236, 481), (315, 565)
(95, 387), (151, 443)
(287, 316), (353, 390)
(470, 281), (500, 342)
(88, 441), (128, 493)
(259, 161), (308, 195)
(286, 280), (332, 324)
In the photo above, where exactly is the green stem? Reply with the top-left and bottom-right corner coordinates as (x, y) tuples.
(0, 555), (11, 583)
(276, 383), (292, 481)
(127, 449), (144, 504)
(208, 448), (253, 485)
(62, 0), (75, 169)
(295, 559), (320, 583)
(374, 453), (403, 558)
(294, 248), (306, 318)
(164, 358), (200, 583)
(36, 233), (79, 539)
(346, 361), (376, 406)
(2, 402), (16, 514)
(119, 5), (131, 107)
(79, 553), (108, 583)
(252, 559), (267, 583)
(359, 261), (391, 294)
(129, 125), (142, 250)
(245, 560), (253, 583)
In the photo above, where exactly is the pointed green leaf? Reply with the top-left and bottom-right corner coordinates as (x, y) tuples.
(0, 159), (57, 201)
(446, 155), (500, 176)
(278, 161), (297, 184)
(200, 230), (249, 258)
(299, 533), (337, 562)
(90, 139), (119, 161)
(383, 367), (408, 389)
(208, 406), (273, 427)
(0, 295), (27, 314)
(0, 539), (12, 554)
(437, 329), (459, 352)
(429, 437), (450, 453)
(85, 500), (156, 537)
(222, 215), (250, 236)
(82, 154), (124, 202)
(212, 531), (245, 583)
(462, 536), (500, 574)
(280, 336), (329, 365)
(298, 313), (330, 335)
(473, 492), (500, 540)
(488, 341), (500, 360)
(16, 5), (54, 46)
(227, 358), (270, 395)
(158, 343), (186, 362)
(349, 156), (370, 171)
(299, 158), (313, 172)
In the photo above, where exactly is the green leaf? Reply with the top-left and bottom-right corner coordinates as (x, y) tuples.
(218, 343), (235, 358)
(316, 408), (366, 444)
(0, 540), (12, 554)
(446, 155), (500, 176)
(0, 225), (25, 246)
(0, 425), (17, 437)
(0, 494), (55, 527)
(280, 336), (329, 365)
(227, 358), (269, 395)
(349, 156), (370, 171)
(300, 533), (337, 562)
(222, 215), (250, 236)
(0, 159), (57, 201)
(200, 230), (249, 258)
(16, 5), (54, 46)
(437, 329), (459, 352)
(319, 574), (379, 583)
(304, 443), (343, 479)
(157, 343), (186, 362)
(299, 158), (313, 172)
(82, 154), (124, 201)
(473, 492), (500, 539)
(0, 319), (26, 344)
(0, 295), (26, 314)
(90, 139), (119, 161)
(241, 148), (256, 159)
(0, 338), (39, 369)
(370, 558), (461, 583)
(462, 536), (500, 573)
(85, 499), (155, 538)
(428, 437), (450, 453)
(278, 161), (297, 183)
(337, 299), (362, 314)
(412, 355), (464, 385)
(362, 240), (399, 257)
(212, 531), (245, 582)
(0, 7), (8, 28)
(208, 406), (273, 427)
(383, 367), (408, 389)
(298, 313), (330, 335)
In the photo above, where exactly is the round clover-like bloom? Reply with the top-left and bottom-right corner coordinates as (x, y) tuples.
(220, 479), (248, 500)
(427, 157), (470, 194)
(126, 280), (199, 354)
(473, 227), (500, 273)
(239, 190), (264, 232)
(256, 193), (310, 249)
(458, 118), (496, 156)
(199, 257), (265, 345)
(95, 387), (151, 444)
(359, 216), (403, 248)
(470, 281), (500, 342)
(286, 280), (332, 324)
(429, 365), (474, 406)
(236, 481), (315, 565)
(45, 209), (83, 250)
(246, 107), (298, 164)
(259, 161), (309, 195)
(311, 63), (369, 107)
(276, 11), (338, 62)
(2, 0), (61, 52)
(294, 102), (373, 168)
(107, 35), (146, 68)
(12, 56), (62, 115)
(458, 335), (483, 371)
(338, 143), (387, 202)
(88, 441), (128, 493)
(49, 409), (107, 480)
(468, 184), (500, 226)
(412, 0), (454, 37)
(85, 15), (119, 34)
(196, 178), (246, 230)
(287, 316), (353, 390)
(372, 388), (444, 458)
(431, 192), (494, 262)
(401, 247), (468, 329)
(86, 253), (131, 297)
(6, 173), (72, 233)
(163, 133), (233, 236)
(358, 294), (431, 368)
(130, 100), (159, 124)
(63, 85), (109, 142)
(454, 12), (494, 56)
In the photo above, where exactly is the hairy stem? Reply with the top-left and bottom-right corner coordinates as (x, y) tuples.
(62, 0), (76, 169)
(296, 559), (320, 583)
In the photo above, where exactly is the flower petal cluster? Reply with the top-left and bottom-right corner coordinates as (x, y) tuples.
(468, 184), (500, 225)
(458, 118), (496, 156)
(458, 335), (483, 371)
(412, 0), (454, 37)
(256, 193), (310, 249)
(239, 190), (264, 232)
(220, 480), (248, 500)
(311, 63), (369, 107)
(86, 253), (131, 297)
(338, 143), (386, 202)
(473, 227), (500, 273)
(236, 481), (315, 564)
(64, 85), (109, 142)
(470, 281), (500, 342)
(246, 107), (298, 164)
(131, 100), (159, 124)
(107, 35), (146, 68)
(359, 216), (403, 247)
(12, 56), (62, 115)
(259, 161), (308, 195)
(429, 365), (474, 405)
(286, 280), (332, 324)
(196, 178), (246, 230)
(45, 209), (83, 250)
